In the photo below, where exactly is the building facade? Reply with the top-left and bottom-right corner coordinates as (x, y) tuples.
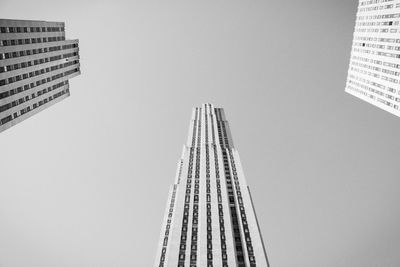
(0, 19), (80, 132)
(345, 0), (400, 117)
(154, 104), (269, 267)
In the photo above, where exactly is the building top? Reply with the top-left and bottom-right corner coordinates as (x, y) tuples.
(0, 19), (65, 27)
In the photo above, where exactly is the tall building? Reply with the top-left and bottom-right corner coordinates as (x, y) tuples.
(345, 0), (400, 117)
(154, 104), (269, 267)
(0, 19), (80, 133)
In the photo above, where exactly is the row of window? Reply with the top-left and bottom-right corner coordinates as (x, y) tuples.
(158, 184), (177, 267)
(0, 36), (65, 47)
(356, 20), (399, 27)
(210, 106), (229, 267)
(177, 109), (199, 267)
(189, 117), (202, 266)
(228, 150), (256, 266)
(360, 0), (395, 7)
(0, 43), (78, 61)
(347, 84), (400, 110)
(205, 113), (214, 267)
(0, 65), (78, 101)
(351, 58), (400, 77)
(0, 81), (67, 113)
(0, 51), (78, 74)
(0, 58), (79, 86)
(178, 108), (200, 267)
(356, 27), (399, 33)
(215, 109), (247, 266)
(347, 74), (400, 110)
(0, 87), (69, 126)
(350, 64), (399, 85)
(355, 36), (400, 44)
(353, 47), (400, 59)
(358, 3), (395, 12)
(357, 10), (400, 21)
(0, 26), (64, 34)
(355, 41), (400, 52)
(348, 77), (400, 104)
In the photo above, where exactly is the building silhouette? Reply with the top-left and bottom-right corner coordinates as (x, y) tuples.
(345, 0), (400, 117)
(0, 19), (80, 132)
(154, 104), (269, 267)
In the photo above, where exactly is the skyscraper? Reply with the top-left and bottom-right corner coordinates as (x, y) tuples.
(345, 0), (400, 117)
(0, 19), (80, 133)
(154, 104), (269, 267)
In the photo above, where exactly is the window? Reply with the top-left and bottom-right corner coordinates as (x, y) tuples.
(1, 115), (12, 125)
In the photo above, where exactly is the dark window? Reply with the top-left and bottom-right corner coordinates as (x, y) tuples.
(0, 91), (9, 99)
(0, 103), (11, 112)
(1, 115), (12, 125)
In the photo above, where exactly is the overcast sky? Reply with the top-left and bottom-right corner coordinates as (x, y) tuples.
(1, 0), (400, 266)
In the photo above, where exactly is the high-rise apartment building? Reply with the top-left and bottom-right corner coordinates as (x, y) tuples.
(0, 19), (80, 132)
(154, 104), (269, 267)
(345, 0), (400, 117)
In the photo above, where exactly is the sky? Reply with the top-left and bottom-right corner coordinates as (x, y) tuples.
(1, 0), (400, 266)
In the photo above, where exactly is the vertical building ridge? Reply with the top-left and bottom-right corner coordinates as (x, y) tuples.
(155, 104), (269, 267)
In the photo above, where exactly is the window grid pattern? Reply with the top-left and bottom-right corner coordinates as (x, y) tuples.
(177, 109), (198, 267)
(345, 0), (400, 116)
(189, 108), (201, 266)
(158, 185), (177, 267)
(0, 19), (80, 132)
(228, 151), (256, 266)
(204, 106), (213, 267)
(216, 109), (246, 267)
(210, 106), (228, 267)
(154, 104), (269, 267)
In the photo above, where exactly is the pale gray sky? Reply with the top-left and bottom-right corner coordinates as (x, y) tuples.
(1, 0), (400, 266)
